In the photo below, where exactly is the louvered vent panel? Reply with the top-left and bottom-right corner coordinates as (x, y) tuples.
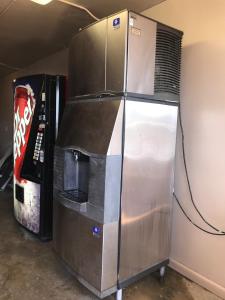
(154, 27), (182, 96)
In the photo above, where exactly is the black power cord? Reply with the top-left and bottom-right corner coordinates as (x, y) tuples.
(173, 192), (225, 236)
(174, 104), (225, 236)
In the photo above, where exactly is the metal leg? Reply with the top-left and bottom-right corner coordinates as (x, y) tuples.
(160, 266), (166, 278)
(116, 289), (123, 300)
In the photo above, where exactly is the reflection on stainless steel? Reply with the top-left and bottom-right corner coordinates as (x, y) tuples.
(106, 11), (128, 92)
(57, 98), (121, 156)
(53, 200), (118, 292)
(69, 19), (107, 97)
(127, 12), (156, 95)
(107, 101), (124, 156)
(119, 101), (178, 283)
(122, 204), (170, 225)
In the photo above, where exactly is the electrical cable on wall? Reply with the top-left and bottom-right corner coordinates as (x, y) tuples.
(0, 62), (21, 71)
(0, 0), (98, 72)
(57, 0), (100, 21)
(174, 104), (225, 235)
(0, 0), (16, 18)
(173, 192), (225, 236)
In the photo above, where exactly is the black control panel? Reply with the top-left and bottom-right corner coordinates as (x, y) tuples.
(20, 83), (51, 183)
(33, 100), (46, 164)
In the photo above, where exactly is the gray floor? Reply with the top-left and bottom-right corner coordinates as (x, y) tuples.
(0, 189), (222, 300)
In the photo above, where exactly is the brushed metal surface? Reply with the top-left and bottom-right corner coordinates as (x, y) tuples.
(127, 12), (156, 95)
(119, 100), (178, 282)
(54, 97), (123, 224)
(107, 100), (124, 156)
(104, 155), (122, 223)
(106, 11), (128, 92)
(102, 221), (119, 291)
(68, 10), (181, 100)
(53, 199), (118, 293)
(56, 99), (121, 156)
(68, 19), (107, 97)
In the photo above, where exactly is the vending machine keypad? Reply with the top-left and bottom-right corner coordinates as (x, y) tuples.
(33, 128), (44, 162)
(32, 100), (47, 164)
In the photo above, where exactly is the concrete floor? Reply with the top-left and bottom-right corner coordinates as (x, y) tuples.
(0, 189), (222, 300)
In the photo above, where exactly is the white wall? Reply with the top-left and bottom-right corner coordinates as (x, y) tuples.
(143, 0), (225, 298)
(0, 48), (68, 156)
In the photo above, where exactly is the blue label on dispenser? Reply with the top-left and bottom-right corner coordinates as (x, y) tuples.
(92, 226), (101, 237)
(113, 17), (120, 29)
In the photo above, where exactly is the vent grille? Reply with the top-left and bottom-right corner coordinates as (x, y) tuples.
(154, 27), (182, 96)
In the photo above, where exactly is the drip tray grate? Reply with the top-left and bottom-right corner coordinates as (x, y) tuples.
(60, 189), (88, 203)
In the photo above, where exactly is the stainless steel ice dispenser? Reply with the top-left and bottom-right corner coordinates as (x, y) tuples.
(54, 9), (183, 299)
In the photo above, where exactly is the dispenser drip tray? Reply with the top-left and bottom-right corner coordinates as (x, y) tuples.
(60, 189), (88, 203)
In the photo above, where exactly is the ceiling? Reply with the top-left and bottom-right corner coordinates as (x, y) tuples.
(0, 0), (164, 78)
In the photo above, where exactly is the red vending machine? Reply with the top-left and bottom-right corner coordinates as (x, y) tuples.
(13, 74), (65, 240)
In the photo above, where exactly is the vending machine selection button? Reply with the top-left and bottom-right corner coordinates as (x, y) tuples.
(39, 150), (44, 163)
(39, 123), (45, 129)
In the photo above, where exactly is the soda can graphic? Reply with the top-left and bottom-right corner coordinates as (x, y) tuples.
(13, 84), (40, 234)
(14, 85), (36, 183)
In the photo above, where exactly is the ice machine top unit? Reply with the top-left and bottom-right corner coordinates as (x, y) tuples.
(68, 10), (182, 102)
(54, 10), (183, 299)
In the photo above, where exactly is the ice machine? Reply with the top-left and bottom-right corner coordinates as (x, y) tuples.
(53, 10), (183, 299)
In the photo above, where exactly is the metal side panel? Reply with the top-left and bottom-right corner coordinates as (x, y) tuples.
(68, 19), (107, 98)
(119, 100), (178, 282)
(127, 12), (156, 95)
(106, 11), (128, 92)
(53, 199), (118, 293)
(104, 100), (124, 223)
(101, 222), (119, 291)
(53, 200), (103, 290)
(107, 100), (124, 156)
(104, 155), (122, 223)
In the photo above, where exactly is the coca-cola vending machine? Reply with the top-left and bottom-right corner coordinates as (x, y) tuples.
(13, 74), (65, 240)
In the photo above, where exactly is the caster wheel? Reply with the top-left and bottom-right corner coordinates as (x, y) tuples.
(115, 289), (123, 300)
(159, 266), (166, 283)
(160, 266), (166, 278)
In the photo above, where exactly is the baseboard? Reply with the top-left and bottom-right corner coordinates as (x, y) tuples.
(169, 259), (225, 299)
